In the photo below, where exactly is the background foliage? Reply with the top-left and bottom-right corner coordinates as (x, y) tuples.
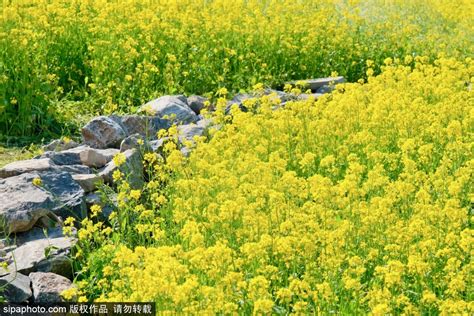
(1, 0), (473, 136)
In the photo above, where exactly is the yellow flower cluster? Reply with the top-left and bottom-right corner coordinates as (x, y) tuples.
(74, 57), (473, 314)
(2, 0), (473, 136)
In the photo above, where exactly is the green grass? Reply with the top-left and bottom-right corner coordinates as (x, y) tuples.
(1, 0), (472, 137)
(0, 146), (37, 168)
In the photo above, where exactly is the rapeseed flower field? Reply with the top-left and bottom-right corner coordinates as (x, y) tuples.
(2, 0), (472, 314)
(67, 58), (473, 314)
(1, 0), (473, 136)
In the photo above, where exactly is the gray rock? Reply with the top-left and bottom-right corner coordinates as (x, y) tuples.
(0, 171), (85, 233)
(82, 115), (127, 149)
(14, 226), (68, 247)
(121, 115), (170, 138)
(140, 95), (198, 124)
(180, 147), (192, 157)
(72, 174), (103, 193)
(225, 102), (247, 114)
(187, 95), (207, 115)
(99, 149), (143, 189)
(86, 148), (121, 169)
(149, 138), (166, 153)
(1, 157), (93, 179)
(42, 139), (79, 152)
(29, 272), (73, 303)
(98, 148), (121, 161)
(196, 118), (213, 129)
(84, 192), (101, 207)
(29, 213), (62, 233)
(56, 164), (92, 175)
(0, 174), (54, 234)
(263, 89), (295, 102)
(7, 229), (76, 278)
(225, 93), (254, 114)
(226, 90), (295, 114)
(298, 93), (323, 100)
(0, 158), (55, 178)
(84, 193), (116, 222)
(34, 172), (86, 221)
(120, 134), (151, 152)
(41, 146), (119, 169)
(68, 146), (119, 168)
(0, 273), (31, 302)
(285, 76), (345, 91)
(39, 151), (82, 166)
(178, 123), (206, 143)
(231, 93), (254, 104)
(177, 122), (211, 157)
(315, 85), (334, 94)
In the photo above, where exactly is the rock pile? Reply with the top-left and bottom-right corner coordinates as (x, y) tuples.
(0, 78), (343, 302)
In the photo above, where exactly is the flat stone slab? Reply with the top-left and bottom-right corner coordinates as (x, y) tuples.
(7, 228), (76, 278)
(0, 158), (55, 178)
(14, 226), (71, 247)
(0, 158), (92, 179)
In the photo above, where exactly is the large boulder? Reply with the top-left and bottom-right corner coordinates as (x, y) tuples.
(7, 227), (76, 278)
(99, 149), (143, 189)
(0, 171), (85, 233)
(140, 95), (198, 124)
(82, 115), (127, 149)
(0, 273), (31, 302)
(29, 272), (73, 303)
(120, 115), (170, 138)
